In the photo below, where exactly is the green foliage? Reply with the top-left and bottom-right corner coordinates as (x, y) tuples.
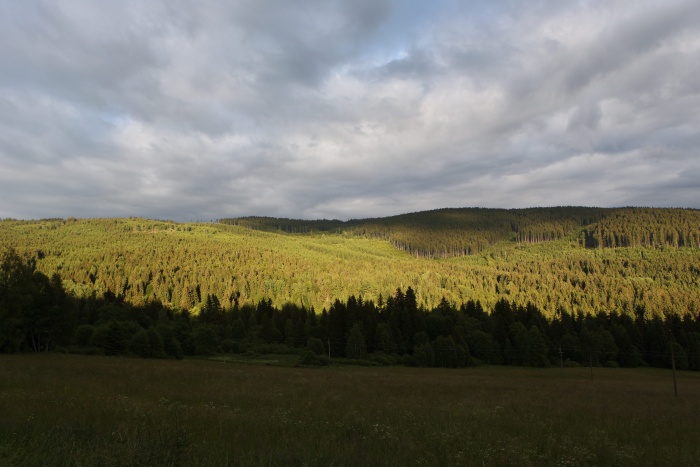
(583, 208), (700, 248)
(72, 324), (95, 346)
(413, 343), (435, 367)
(468, 330), (501, 364)
(345, 323), (367, 359)
(433, 335), (458, 368)
(375, 323), (396, 354)
(306, 337), (325, 356)
(193, 325), (219, 356)
(0, 247), (71, 352)
(297, 350), (329, 366)
(127, 328), (151, 358)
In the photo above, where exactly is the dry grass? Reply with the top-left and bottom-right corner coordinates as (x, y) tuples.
(1, 354), (699, 466)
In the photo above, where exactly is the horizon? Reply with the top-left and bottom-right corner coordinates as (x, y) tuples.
(4, 204), (700, 224)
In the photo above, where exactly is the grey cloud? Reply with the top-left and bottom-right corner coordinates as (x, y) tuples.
(224, 0), (390, 89)
(568, 103), (602, 132)
(562, 1), (700, 94)
(1, 0), (699, 221)
(0, 3), (163, 110)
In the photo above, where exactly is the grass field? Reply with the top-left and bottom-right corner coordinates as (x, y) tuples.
(1, 355), (699, 466)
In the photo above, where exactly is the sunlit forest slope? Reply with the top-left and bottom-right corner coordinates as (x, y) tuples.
(2, 207), (700, 318)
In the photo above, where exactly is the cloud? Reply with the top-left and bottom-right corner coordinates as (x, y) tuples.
(1, 0), (699, 221)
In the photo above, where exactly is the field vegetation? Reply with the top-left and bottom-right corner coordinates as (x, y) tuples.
(1, 354), (698, 466)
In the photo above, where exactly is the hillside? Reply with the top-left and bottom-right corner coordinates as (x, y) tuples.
(2, 207), (700, 317)
(222, 206), (700, 257)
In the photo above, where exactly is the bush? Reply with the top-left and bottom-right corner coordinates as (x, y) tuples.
(66, 345), (104, 356)
(414, 343), (435, 367)
(147, 328), (166, 359)
(90, 321), (136, 356)
(336, 358), (378, 367)
(370, 353), (395, 366)
(193, 326), (219, 356)
(297, 351), (329, 367)
(258, 343), (297, 354)
(127, 329), (151, 358)
(221, 339), (240, 354)
(306, 337), (325, 356)
(72, 325), (95, 347)
(401, 354), (417, 367)
(157, 326), (184, 360)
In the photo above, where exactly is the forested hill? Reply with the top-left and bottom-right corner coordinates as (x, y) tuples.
(221, 207), (700, 258)
(2, 207), (700, 319)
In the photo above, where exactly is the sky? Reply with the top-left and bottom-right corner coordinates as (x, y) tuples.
(1, 0), (699, 221)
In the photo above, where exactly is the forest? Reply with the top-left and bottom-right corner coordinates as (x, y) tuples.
(1, 206), (699, 369)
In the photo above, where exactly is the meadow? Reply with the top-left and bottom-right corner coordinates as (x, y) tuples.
(1, 354), (699, 466)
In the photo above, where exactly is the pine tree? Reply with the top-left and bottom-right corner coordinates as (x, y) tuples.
(345, 323), (367, 359)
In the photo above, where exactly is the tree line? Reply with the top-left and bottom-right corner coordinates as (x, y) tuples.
(3, 247), (699, 370)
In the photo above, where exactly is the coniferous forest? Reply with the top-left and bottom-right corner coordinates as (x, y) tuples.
(1, 206), (700, 369)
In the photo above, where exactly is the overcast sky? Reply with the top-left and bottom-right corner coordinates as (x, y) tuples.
(1, 0), (699, 221)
